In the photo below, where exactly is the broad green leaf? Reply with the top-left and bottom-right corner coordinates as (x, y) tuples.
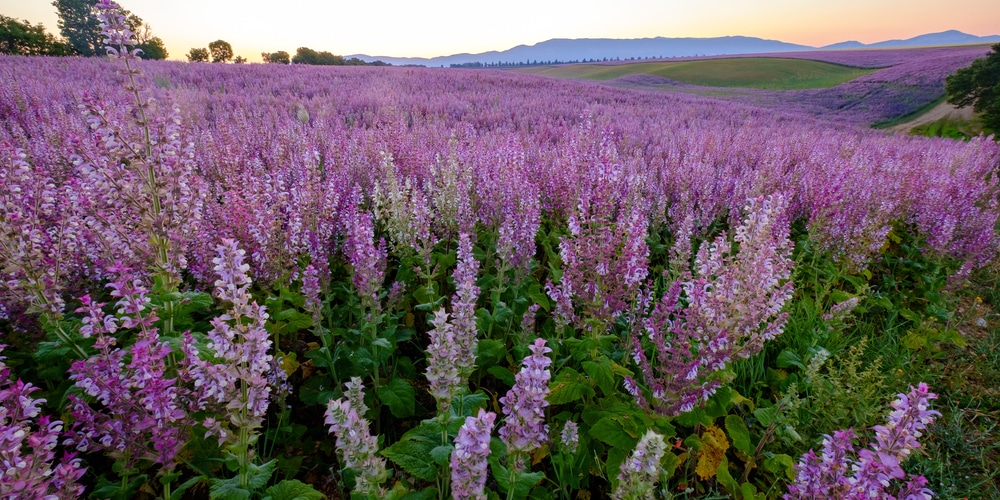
(455, 391), (490, 417)
(715, 456), (738, 494)
(511, 471), (545, 500)
(246, 460), (278, 491)
(209, 476), (252, 500)
(262, 479), (325, 500)
(400, 489), (438, 500)
(725, 415), (752, 455)
(377, 378), (416, 418)
(547, 368), (595, 405)
(382, 440), (438, 481)
(764, 454), (796, 480)
(582, 358), (615, 395)
(476, 338), (505, 366)
(488, 365), (516, 387)
(899, 308), (922, 323)
(588, 417), (638, 450)
(775, 350), (805, 370)
(754, 406), (777, 427)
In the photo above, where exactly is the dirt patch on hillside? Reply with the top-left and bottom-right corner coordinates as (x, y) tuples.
(890, 101), (976, 133)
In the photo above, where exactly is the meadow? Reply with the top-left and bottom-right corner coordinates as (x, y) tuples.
(512, 58), (878, 90)
(1, 8), (999, 499)
(520, 45), (993, 126)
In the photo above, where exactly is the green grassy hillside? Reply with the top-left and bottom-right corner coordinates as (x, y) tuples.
(514, 57), (878, 90)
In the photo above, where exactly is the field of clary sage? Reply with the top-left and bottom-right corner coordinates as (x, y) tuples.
(1, 2), (999, 499)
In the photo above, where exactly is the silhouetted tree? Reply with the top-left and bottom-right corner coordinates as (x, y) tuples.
(262, 50), (290, 64)
(0, 15), (72, 55)
(233, 55), (246, 64)
(52, 0), (101, 55)
(136, 36), (167, 59)
(187, 47), (209, 62)
(291, 46), (344, 65)
(208, 39), (233, 63)
(947, 43), (1000, 136)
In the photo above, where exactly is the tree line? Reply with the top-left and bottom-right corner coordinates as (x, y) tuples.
(260, 47), (389, 66)
(1, 0), (167, 58)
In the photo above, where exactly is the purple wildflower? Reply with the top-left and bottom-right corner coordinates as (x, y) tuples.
(499, 338), (552, 468)
(425, 309), (462, 414)
(95, 0), (139, 59)
(187, 239), (279, 446)
(67, 275), (193, 472)
(560, 421), (579, 454)
(785, 383), (940, 499)
(632, 195), (794, 415)
(613, 430), (667, 500)
(451, 233), (481, 379)
(424, 232), (480, 415)
(451, 409), (496, 500)
(325, 377), (387, 497)
(344, 188), (387, 311)
(0, 347), (86, 498)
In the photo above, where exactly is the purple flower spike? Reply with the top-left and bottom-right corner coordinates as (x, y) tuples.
(499, 338), (552, 467)
(785, 383), (940, 499)
(451, 409), (496, 500)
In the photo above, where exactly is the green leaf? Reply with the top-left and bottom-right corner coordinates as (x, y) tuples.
(725, 415), (752, 455)
(377, 378), (416, 418)
(899, 308), (922, 323)
(715, 456), (737, 494)
(170, 476), (204, 500)
(262, 479), (325, 500)
(430, 445), (454, 466)
(753, 406), (777, 427)
(401, 489), (439, 500)
(381, 440), (438, 481)
(525, 283), (551, 312)
(775, 350), (805, 370)
(209, 476), (252, 500)
(246, 460), (278, 491)
(476, 338), (505, 366)
(677, 408), (712, 428)
(488, 365), (516, 387)
(511, 471), (545, 500)
(454, 391), (490, 417)
(547, 368), (595, 405)
(582, 358), (615, 395)
(764, 454), (797, 480)
(588, 417), (639, 450)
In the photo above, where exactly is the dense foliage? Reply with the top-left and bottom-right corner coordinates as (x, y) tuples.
(0, 14), (73, 56)
(1, 3), (999, 498)
(946, 43), (1000, 135)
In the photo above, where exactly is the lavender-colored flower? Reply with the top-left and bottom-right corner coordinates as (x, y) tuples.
(451, 409), (496, 500)
(424, 232), (480, 415)
(560, 421), (579, 454)
(632, 195), (794, 416)
(613, 430), (667, 500)
(451, 232), (481, 379)
(344, 188), (387, 311)
(95, 0), (139, 59)
(499, 338), (552, 467)
(425, 309), (462, 414)
(0, 347), (86, 498)
(784, 383), (940, 500)
(187, 239), (280, 446)
(67, 276), (193, 472)
(325, 377), (387, 497)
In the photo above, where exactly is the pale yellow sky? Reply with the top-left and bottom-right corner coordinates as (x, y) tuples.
(2, 0), (998, 61)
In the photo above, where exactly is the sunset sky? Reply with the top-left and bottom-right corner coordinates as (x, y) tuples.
(3, 0), (999, 62)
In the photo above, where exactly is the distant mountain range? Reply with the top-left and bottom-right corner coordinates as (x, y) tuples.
(348, 30), (1000, 67)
